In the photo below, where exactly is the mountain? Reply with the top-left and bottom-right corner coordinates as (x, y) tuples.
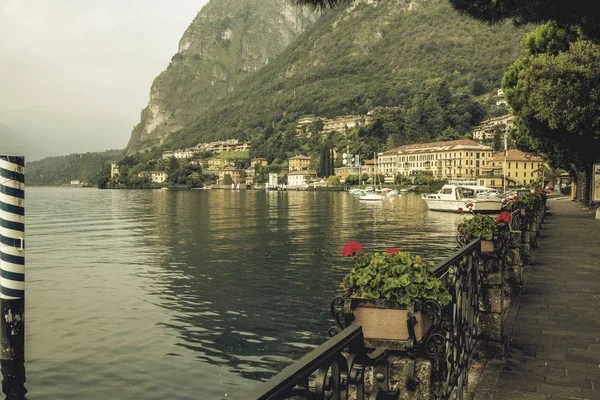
(124, 0), (318, 154)
(156, 0), (530, 150)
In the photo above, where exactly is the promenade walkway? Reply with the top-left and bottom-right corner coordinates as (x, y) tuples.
(475, 198), (600, 400)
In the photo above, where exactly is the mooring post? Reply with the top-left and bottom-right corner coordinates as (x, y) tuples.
(0, 156), (25, 362)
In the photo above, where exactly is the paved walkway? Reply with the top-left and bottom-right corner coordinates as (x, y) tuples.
(475, 198), (600, 400)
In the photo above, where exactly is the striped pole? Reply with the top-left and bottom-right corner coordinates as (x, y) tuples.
(0, 156), (25, 362)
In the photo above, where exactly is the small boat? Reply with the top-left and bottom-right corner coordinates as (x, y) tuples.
(380, 188), (398, 197)
(359, 192), (385, 201)
(364, 186), (375, 192)
(348, 188), (363, 196)
(421, 183), (503, 213)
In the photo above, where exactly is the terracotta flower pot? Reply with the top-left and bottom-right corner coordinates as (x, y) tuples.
(480, 240), (495, 255)
(345, 298), (433, 347)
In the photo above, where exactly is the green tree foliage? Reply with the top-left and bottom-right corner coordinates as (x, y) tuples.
(345, 174), (360, 185)
(446, 0), (600, 42)
(503, 37), (600, 171)
(223, 174), (233, 185)
(327, 175), (341, 186)
(319, 138), (335, 177)
(25, 149), (123, 186)
(394, 174), (412, 185)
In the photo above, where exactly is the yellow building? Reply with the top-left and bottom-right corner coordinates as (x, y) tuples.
(110, 162), (120, 179)
(208, 158), (230, 169)
(378, 139), (493, 180)
(250, 158), (268, 168)
(138, 171), (168, 183)
(480, 149), (547, 187)
(288, 155), (311, 171)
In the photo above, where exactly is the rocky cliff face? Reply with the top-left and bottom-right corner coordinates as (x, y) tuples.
(125, 0), (317, 154)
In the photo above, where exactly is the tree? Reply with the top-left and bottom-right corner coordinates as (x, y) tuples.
(327, 175), (341, 186)
(223, 174), (233, 185)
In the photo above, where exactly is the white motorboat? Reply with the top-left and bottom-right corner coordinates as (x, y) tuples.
(359, 192), (385, 201)
(421, 183), (503, 213)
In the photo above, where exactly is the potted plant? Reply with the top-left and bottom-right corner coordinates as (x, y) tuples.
(337, 241), (451, 346)
(456, 209), (512, 254)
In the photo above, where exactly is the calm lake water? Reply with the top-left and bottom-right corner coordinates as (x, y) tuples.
(23, 187), (464, 399)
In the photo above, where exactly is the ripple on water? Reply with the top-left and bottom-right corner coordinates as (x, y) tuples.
(25, 189), (460, 399)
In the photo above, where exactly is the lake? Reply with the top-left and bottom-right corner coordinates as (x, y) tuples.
(22, 188), (464, 399)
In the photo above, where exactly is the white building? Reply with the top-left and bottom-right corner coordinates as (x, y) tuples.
(287, 170), (317, 187)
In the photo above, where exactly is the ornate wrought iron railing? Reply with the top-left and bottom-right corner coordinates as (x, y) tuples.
(245, 324), (397, 400)
(429, 239), (483, 400)
(509, 209), (524, 231)
(249, 239), (485, 400)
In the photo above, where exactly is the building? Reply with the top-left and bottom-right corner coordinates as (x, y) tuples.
(288, 155), (311, 171)
(472, 114), (515, 141)
(162, 149), (196, 159)
(218, 167), (242, 184)
(378, 139), (493, 180)
(480, 149), (547, 187)
(208, 158), (230, 169)
(138, 171), (168, 183)
(196, 139), (251, 154)
(334, 166), (362, 182)
(250, 158), (268, 168)
(322, 115), (369, 134)
(287, 170), (317, 187)
(110, 162), (120, 179)
(362, 159), (376, 176)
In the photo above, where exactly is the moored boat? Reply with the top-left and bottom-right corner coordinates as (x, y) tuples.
(421, 183), (503, 213)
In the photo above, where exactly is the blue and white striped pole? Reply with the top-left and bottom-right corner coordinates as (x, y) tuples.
(0, 156), (25, 362)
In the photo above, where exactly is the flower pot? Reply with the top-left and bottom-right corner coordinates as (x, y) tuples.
(345, 298), (433, 347)
(480, 240), (495, 255)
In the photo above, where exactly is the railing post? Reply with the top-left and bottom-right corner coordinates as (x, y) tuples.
(0, 156), (25, 363)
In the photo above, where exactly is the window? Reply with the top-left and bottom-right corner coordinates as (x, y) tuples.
(508, 162), (511, 168)
(508, 172), (511, 177)
(531, 163), (534, 169)
(524, 163), (527, 169)
(531, 172), (534, 177)
(516, 162), (519, 168)
(516, 172), (518, 177)
(476, 152), (480, 159)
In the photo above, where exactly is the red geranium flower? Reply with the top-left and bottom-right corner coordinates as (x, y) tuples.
(342, 241), (363, 257)
(502, 199), (508, 204)
(495, 211), (512, 224)
(513, 196), (519, 201)
(457, 207), (463, 213)
(386, 248), (400, 254)
(466, 203), (474, 209)
(526, 193), (531, 197)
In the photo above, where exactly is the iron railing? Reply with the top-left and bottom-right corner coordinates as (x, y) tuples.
(429, 239), (483, 400)
(249, 240), (485, 400)
(245, 324), (397, 400)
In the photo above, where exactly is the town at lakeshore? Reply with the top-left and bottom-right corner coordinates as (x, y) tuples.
(105, 109), (556, 193)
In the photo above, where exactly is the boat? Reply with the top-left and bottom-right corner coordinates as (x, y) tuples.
(359, 192), (385, 201)
(359, 153), (385, 201)
(380, 188), (398, 197)
(421, 182), (503, 213)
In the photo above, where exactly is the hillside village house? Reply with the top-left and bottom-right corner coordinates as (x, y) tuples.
(208, 158), (231, 169)
(479, 149), (547, 188)
(218, 167), (242, 184)
(334, 166), (363, 182)
(250, 158), (268, 168)
(378, 139), (493, 180)
(472, 114), (515, 141)
(322, 115), (370, 134)
(110, 162), (120, 179)
(289, 155), (311, 171)
(287, 170), (317, 187)
(162, 149), (196, 159)
(138, 171), (168, 183)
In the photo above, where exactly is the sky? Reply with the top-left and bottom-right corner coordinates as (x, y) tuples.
(0, 0), (210, 160)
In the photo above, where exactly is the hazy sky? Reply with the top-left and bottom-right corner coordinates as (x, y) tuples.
(0, 0), (209, 160)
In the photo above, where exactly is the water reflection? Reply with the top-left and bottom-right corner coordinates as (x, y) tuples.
(138, 191), (463, 385)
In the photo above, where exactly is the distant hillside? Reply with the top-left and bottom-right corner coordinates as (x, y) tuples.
(124, 0), (318, 154)
(25, 149), (123, 186)
(163, 0), (529, 149)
